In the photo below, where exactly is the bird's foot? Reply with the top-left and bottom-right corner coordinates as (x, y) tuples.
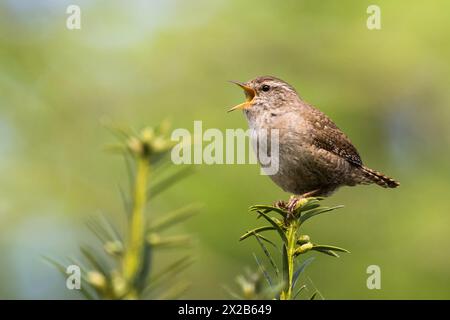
(273, 200), (288, 210)
(276, 190), (322, 222)
(286, 189), (321, 215)
(286, 195), (301, 215)
(273, 198), (297, 221)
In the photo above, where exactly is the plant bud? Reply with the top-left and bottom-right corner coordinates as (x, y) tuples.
(141, 127), (154, 142)
(151, 136), (168, 152)
(147, 233), (160, 245)
(111, 271), (127, 297)
(295, 242), (313, 255)
(87, 271), (106, 289)
(127, 137), (142, 155)
(104, 241), (123, 256)
(298, 235), (310, 244)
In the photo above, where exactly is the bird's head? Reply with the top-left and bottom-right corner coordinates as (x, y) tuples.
(228, 76), (299, 113)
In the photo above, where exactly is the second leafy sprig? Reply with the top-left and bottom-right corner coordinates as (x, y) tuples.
(48, 122), (197, 299)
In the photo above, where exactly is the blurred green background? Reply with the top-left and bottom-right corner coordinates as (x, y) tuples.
(1, 0), (449, 299)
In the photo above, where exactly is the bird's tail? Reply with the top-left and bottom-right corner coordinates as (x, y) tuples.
(360, 166), (400, 188)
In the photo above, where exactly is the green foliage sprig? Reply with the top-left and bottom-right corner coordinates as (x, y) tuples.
(239, 196), (349, 300)
(47, 122), (198, 299)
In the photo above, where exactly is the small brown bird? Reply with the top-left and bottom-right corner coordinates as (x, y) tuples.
(229, 76), (399, 202)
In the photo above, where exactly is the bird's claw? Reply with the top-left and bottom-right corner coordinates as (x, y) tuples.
(273, 200), (287, 210)
(286, 197), (300, 215)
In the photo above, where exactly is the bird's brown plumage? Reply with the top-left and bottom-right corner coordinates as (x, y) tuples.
(230, 76), (400, 196)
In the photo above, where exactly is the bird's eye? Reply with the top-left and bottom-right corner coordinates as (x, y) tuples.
(261, 84), (271, 92)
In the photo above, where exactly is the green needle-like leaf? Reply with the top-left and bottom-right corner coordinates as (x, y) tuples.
(86, 218), (110, 243)
(254, 210), (287, 244)
(312, 244), (350, 253)
(43, 256), (67, 276)
(146, 256), (193, 292)
(148, 166), (193, 200)
(299, 205), (344, 224)
(253, 254), (273, 288)
(249, 205), (287, 218)
(254, 234), (279, 277)
(118, 184), (132, 216)
(147, 234), (192, 249)
(292, 257), (315, 289)
(148, 204), (200, 232)
(156, 281), (190, 300)
(297, 198), (321, 213)
(312, 248), (340, 258)
(293, 285), (307, 299)
(253, 233), (277, 248)
(240, 226), (276, 241)
(223, 285), (245, 300)
(99, 214), (122, 242)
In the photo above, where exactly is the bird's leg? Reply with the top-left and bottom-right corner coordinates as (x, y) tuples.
(286, 196), (300, 215)
(300, 189), (321, 198)
(273, 198), (297, 221)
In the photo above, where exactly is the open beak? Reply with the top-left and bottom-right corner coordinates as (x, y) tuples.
(228, 81), (256, 112)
